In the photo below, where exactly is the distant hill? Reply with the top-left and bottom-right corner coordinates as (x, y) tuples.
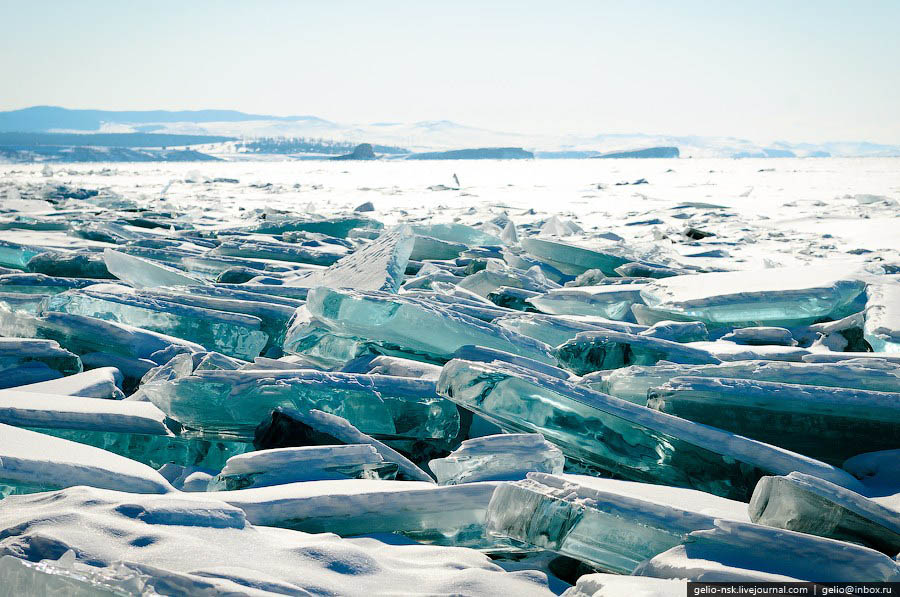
(0, 106), (332, 132)
(0, 131), (233, 148)
(406, 147), (534, 160)
(594, 146), (680, 159)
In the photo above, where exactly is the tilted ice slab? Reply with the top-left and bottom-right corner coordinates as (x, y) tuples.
(2, 366), (124, 399)
(638, 266), (867, 327)
(865, 283), (900, 352)
(0, 485), (553, 596)
(520, 237), (633, 276)
(496, 312), (648, 348)
(437, 359), (863, 500)
(210, 444), (397, 489)
(0, 309), (203, 381)
(241, 214), (382, 237)
(0, 390), (172, 435)
(0, 423), (174, 495)
(258, 407), (435, 483)
(48, 285), (269, 360)
(283, 226), (414, 292)
(750, 472), (900, 555)
(527, 285), (647, 321)
(410, 223), (502, 247)
(554, 330), (720, 375)
(344, 354), (444, 380)
(103, 248), (205, 288)
(429, 434), (565, 485)
(0, 337), (82, 388)
(142, 368), (459, 441)
(647, 377), (900, 464)
(205, 478), (501, 547)
(212, 237), (349, 266)
(487, 473), (899, 581)
(589, 358), (900, 405)
(301, 287), (555, 364)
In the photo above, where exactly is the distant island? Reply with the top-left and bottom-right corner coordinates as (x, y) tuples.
(0, 132), (231, 163)
(405, 147), (534, 160)
(594, 146), (680, 159)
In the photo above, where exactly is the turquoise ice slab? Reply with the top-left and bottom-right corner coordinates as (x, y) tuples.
(553, 330), (719, 375)
(638, 266), (867, 328)
(0, 273), (100, 295)
(301, 287), (554, 364)
(241, 215), (383, 237)
(496, 312), (647, 348)
(103, 248), (204, 288)
(47, 285), (269, 360)
(587, 358), (900, 405)
(750, 472), (900, 555)
(486, 473), (900, 581)
(142, 368), (459, 441)
(212, 238), (349, 266)
(527, 285), (647, 320)
(410, 223), (502, 247)
(520, 237), (632, 276)
(646, 376), (900, 464)
(436, 358), (863, 500)
(0, 337), (82, 388)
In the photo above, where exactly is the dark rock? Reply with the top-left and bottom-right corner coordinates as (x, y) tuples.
(354, 201), (375, 212)
(684, 227), (716, 240)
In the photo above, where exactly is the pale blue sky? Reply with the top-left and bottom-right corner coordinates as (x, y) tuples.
(1, 0), (898, 143)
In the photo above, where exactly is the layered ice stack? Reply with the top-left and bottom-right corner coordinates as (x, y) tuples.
(0, 165), (899, 595)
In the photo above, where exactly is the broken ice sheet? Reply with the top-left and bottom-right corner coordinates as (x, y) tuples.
(646, 376), (900, 464)
(638, 266), (868, 328)
(103, 248), (205, 288)
(496, 312), (647, 347)
(298, 286), (554, 364)
(437, 358), (862, 499)
(486, 473), (899, 581)
(520, 237), (633, 276)
(429, 433), (565, 485)
(750, 472), (900, 555)
(206, 478), (504, 548)
(282, 225), (414, 292)
(1, 365), (124, 399)
(589, 358), (900, 405)
(0, 337), (82, 388)
(47, 284), (270, 360)
(554, 329), (720, 375)
(142, 368), (459, 441)
(527, 284), (647, 321)
(0, 485), (553, 596)
(209, 444), (398, 490)
(0, 423), (174, 496)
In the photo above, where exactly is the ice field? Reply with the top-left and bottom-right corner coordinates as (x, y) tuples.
(0, 157), (899, 595)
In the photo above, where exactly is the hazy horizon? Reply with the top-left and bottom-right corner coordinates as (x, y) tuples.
(2, 1), (899, 145)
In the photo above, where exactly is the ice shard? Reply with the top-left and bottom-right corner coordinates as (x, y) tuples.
(590, 358), (900, 405)
(298, 287), (555, 364)
(283, 226), (414, 292)
(210, 444), (398, 489)
(103, 248), (205, 288)
(47, 285), (269, 360)
(0, 423), (174, 496)
(206, 479), (502, 547)
(646, 376), (900, 464)
(638, 266), (867, 327)
(254, 407), (435, 483)
(410, 223), (502, 246)
(437, 359), (862, 499)
(554, 330), (720, 375)
(241, 215), (383, 237)
(212, 237), (349, 266)
(486, 473), (899, 581)
(520, 237), (633, 276)
(527, 285), (647, 320)
(496, 312), (647, 347)
(750, 472), (900, 555)
(0, 337), (82, 388)
(864, 283), (900, 352)
(0, 309), (203, 382)
(142, 368), (459, 441)
(429, 434), (565, 484)
(3, 366), (123, 399)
